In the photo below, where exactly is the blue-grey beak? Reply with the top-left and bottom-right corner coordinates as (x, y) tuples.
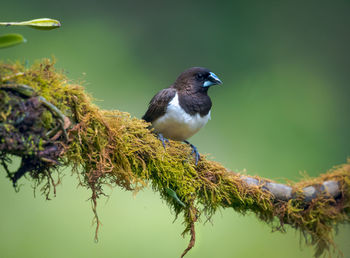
(203, 72), (223, 87)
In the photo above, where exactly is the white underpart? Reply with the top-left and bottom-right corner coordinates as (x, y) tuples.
(152, 93), (211, 141)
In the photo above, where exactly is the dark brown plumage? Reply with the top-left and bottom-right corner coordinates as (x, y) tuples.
(142, 88), (176, 123)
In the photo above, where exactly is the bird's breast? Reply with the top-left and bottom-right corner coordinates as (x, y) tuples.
(152, 93), (211, 141)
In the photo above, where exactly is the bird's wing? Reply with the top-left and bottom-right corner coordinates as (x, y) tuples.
(142, 88), (176, 123)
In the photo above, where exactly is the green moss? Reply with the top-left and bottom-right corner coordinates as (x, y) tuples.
(0, 60), (349, 258)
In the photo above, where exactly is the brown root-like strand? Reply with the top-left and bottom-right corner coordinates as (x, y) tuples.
(181, 207), (197, 258)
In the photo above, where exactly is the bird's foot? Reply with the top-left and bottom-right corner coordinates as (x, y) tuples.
(184, 140), (200, 165)
(157, 133), (169, 149)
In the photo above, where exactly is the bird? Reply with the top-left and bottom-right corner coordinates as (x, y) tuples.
(142, 67), (222, 165)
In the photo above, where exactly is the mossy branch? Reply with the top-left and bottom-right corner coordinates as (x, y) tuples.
(0, 60), (349, 258)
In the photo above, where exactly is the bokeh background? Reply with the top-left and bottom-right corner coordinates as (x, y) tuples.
(1, 1), (350, 257)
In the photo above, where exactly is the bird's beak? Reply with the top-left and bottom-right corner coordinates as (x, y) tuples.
(203, 72), (223, 87)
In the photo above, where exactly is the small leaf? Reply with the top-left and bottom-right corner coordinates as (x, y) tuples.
(0, 18), (61, 30)
(166, 188), (186, 207)
(0, 34), (26, 49)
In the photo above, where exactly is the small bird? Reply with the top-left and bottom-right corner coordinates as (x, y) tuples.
(142, 67), (222, 165)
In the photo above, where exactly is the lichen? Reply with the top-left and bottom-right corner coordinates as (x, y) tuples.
(0, 59), (349, 257)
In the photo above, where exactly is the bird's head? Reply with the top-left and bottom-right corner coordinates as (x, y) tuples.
(174, 67), (222, 92)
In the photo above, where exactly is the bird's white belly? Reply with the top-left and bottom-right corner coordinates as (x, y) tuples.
(152, 93), (210, 141)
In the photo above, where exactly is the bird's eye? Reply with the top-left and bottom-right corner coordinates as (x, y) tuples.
(196, 73), (204, 80)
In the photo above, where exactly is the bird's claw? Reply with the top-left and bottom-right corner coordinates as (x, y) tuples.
(184, 140), (200, 165)
(157, 133), (169, 149)
(192, 146), (200, 166)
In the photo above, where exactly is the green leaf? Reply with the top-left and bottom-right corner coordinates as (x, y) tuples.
(0, 18), (61, 30)
(166, 188), (186, 207)
(0, 34), (26, 49)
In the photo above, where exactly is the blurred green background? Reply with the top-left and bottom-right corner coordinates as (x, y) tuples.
(1, 1), (350, 257)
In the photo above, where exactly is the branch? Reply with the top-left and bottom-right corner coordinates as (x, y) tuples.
(0, 60), (349, 258)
